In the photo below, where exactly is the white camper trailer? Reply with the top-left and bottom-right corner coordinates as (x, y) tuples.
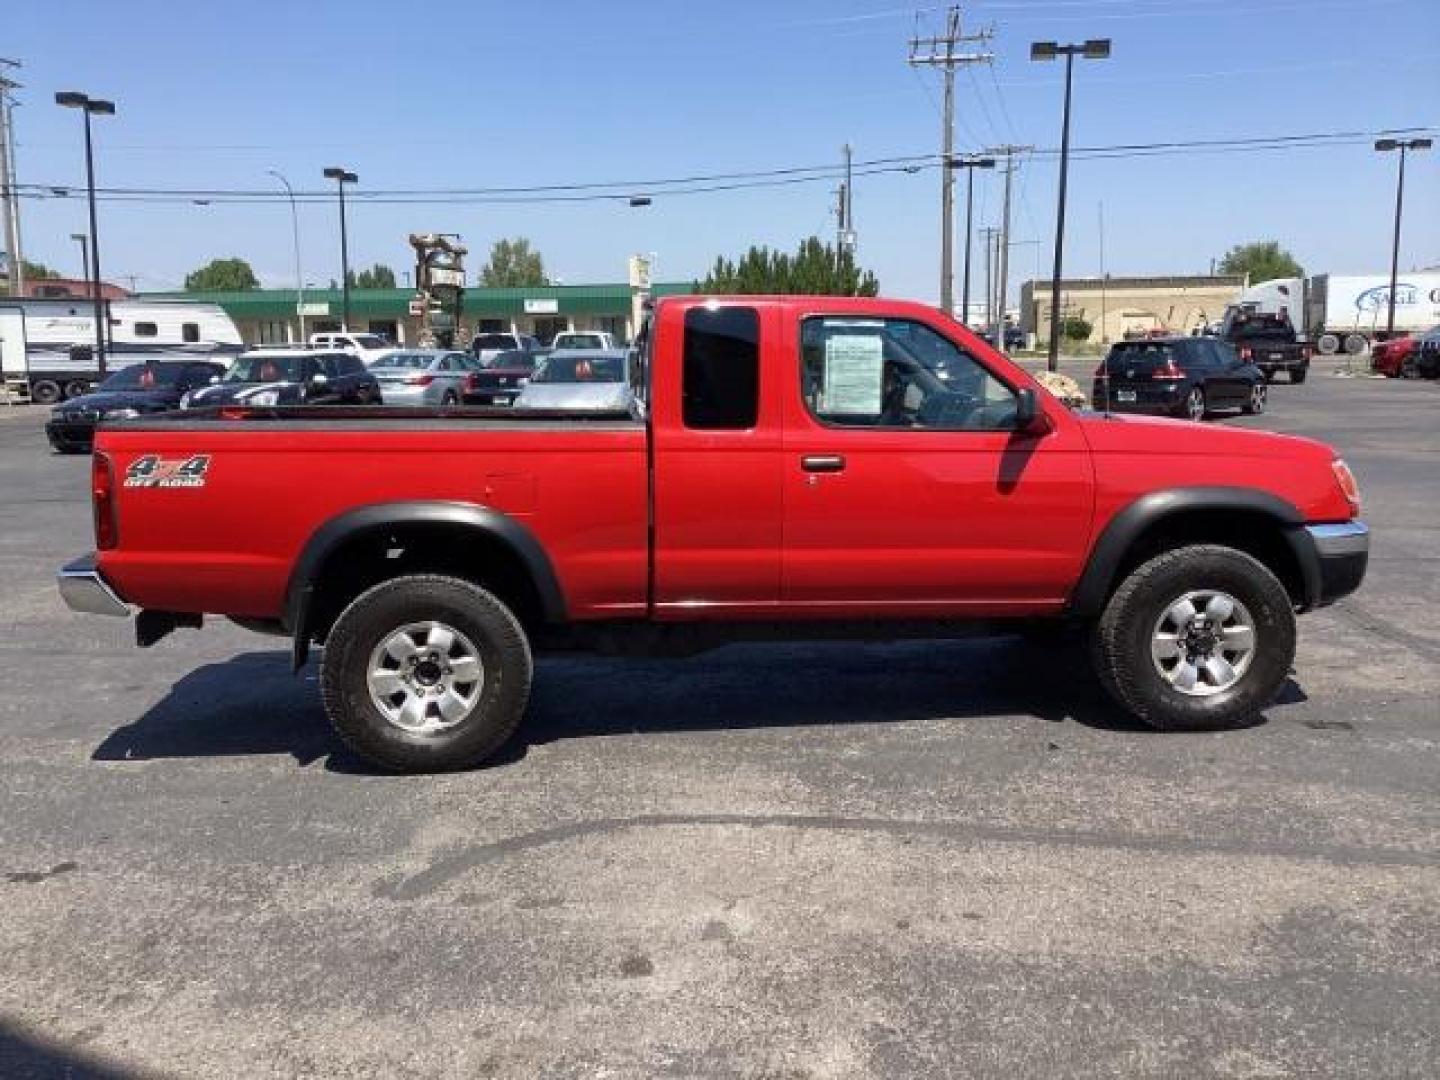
(0, 297), (244, 403)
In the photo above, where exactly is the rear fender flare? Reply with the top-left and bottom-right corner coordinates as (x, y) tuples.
(1067, 486), (1314, 616)
(283, 501), (565, 668)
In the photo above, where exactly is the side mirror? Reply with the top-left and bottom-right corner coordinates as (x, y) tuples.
(1014, 387), (1046, 433)
(310, 373), (328, 385)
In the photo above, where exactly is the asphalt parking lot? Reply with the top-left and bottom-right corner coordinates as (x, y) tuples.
(1, 371), (1436, 1079)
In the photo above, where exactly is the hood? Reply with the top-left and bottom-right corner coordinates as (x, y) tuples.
(1076, 410), (1334, 462)
(513, 382), (634, 413)
(184, 381), (302, 408)
(55, 389), (180, 416)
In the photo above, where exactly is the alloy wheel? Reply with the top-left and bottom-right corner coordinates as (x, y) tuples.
(366, 621), (485, 734)
(1150, 590), (1256, 697)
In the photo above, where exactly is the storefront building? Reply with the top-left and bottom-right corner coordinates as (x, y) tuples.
(141, 282), (696, 347)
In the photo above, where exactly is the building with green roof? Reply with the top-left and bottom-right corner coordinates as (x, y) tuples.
(140, 281), (696, 347)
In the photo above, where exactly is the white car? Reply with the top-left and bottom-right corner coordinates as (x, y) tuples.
(550, 330), (620, 351)
(309, 332), (394, 366)
(512, 349), (638, 415)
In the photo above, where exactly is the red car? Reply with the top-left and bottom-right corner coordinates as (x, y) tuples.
(58, 295), (1368, 772)
(1371, 326), (1439, 378)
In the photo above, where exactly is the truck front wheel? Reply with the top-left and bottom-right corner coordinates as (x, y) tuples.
(319, 574), (533, 772)
(1091, 545), (1295, 732)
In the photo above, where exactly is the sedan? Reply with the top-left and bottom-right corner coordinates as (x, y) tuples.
(45, 360), (228, 453)
(369, 350), (472, 407)
(1092, 337), (1267, 421)
(1371, 326), (1440, 378)
(512, 349), (638, 415)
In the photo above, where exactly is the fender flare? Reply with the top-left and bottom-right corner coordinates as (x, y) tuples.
(283, 500), (567, 668)
(1067, 486), (1315, 617)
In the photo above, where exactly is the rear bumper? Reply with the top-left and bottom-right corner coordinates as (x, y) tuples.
(45, 420), (96, 452)
(1303, 521), (1369, 608)
(57, 554), (130, 617)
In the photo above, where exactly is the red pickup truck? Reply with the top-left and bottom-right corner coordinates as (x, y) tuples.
(58, 296), (1369, 772)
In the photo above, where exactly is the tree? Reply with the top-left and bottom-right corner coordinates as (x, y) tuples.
(1217, 241), (1303, 284)
(1061, 316), (1093, 341)
(184, 257), (259, 292)
(698, 236), (879, 296)
(480, 238), (547, 287)
(22, 259), (59, 280)
(350, 264), (397, 289)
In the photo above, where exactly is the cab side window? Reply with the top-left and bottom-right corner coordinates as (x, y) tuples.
(800, 317), (1017, 431)
(682, 306), (759, 430)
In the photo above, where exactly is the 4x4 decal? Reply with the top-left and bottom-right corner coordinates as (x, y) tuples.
(123, 454), (211, 489)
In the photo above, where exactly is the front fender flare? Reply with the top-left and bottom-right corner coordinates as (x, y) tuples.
(1066, 486), (1312, 617)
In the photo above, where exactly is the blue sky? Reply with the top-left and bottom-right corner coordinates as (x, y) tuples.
(8, 0), (1439, 302)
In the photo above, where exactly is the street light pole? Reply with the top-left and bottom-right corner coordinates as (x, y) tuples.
(1031, 39), (1109, 371)
(1374, 137), (1431, 339)
(949, 155), (995, 329)
(268, 169), (305, 342)
(70, 232), (89, 287)
(56, 91), (115, 374)
(323, 167), (358, 330)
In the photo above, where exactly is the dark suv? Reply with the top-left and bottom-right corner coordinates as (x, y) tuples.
(45, 360), (228, 453)
(183, 350), (381, 409)
(1092, 337), (1268, 421)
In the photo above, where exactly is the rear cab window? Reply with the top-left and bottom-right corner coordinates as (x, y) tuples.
(682, 306), (759, 430)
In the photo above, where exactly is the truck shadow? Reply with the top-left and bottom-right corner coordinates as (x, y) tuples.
(93, 639), (1303, 772)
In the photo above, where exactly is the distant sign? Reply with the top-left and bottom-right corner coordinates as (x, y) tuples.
(524, 298), (559, 314)
(628, 255), (652, 290)
(428, 267), (464, 289)
(407, 299), (425, 317)
(298, 302), (329, 316)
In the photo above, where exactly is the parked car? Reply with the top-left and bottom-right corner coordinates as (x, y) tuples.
(368, 350), (473, 407)
(60, 295), (1367, 773)
(1219, 309), (1311, 383)
(308, 332), (394, 366)
(183, 350), (381, 409)
(512, 349), (637, 414)
(469, 332), (541, 367)
(1371, 325), (1440, 378)
(462, 348), (541, 406)
(549, 330), (620, 351)
(1092, 337), (1267, 421)
(979, 325), (1025, 351)
(44, 360), (228, 453)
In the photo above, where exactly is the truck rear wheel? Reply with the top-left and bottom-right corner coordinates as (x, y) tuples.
(31, 379), (61, 405)
(1091, 545), (1295, 732)
(1315, 333), (1340, 356)
(1344, 333), (1368, 356)
(1290, 367), (1307, 384)
(319, 574), (533, 772)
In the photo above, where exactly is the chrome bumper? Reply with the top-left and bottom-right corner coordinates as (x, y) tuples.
(57, 554), (131, 617)
(1302, 521), (1369, 607)
(1305, 520), (1369, 556)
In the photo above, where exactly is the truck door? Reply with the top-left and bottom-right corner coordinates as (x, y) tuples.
(650, 302), (784, 616)
(779, 311), (1093, 616)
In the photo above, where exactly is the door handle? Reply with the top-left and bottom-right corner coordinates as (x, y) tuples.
(801, 454), (846, 473)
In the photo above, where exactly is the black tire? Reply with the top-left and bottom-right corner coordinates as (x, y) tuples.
(1241, 381), (1267, 415)
(31, 380), (61, 405)
(1181, 386), (1206, 422)
(1290, 367), (1307, 385)
(320, 574), (533, 772)
(1091, 545), (1295, 732)
(1400, 357), (1419, 380)
(63, 379), (90, 400)
(442, 391), (458, 407)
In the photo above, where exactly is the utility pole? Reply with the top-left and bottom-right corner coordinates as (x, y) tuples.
(909, 8), (992, 315)
(986, 145), (1031, 347)
(838, 142), (857, 260)
(0, 58), (24, 296)
(979, 226), (1000, 330)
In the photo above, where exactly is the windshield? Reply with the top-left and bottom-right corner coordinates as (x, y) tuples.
(535, 354), (625, 383)
(351, 334), (387, 349)
(555, 333), (605, 349)
(477, 350), (537, 371)
(472, 334), (516, 350)
(373, 353), (429, 369)
(99, 364), (183, 391)
(1104, 343), (1176, 371)
(224, 355), (306, 383)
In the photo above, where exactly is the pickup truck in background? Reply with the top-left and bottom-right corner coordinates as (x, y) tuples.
(1218, 309), (1311, 383)
(58, 295), (1369, 773)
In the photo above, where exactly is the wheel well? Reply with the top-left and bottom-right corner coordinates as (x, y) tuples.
(1111, 510), (1305, 607)
(304, 522), (546, 644)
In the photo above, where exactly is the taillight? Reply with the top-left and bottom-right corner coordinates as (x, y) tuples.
(1093, 362), (1108, 376)
(405, 374), (436, 386)
(464, 373), (478, 392)
(1239, 346), (1252, 361)
(92, 452), (118, 550)
(1154, 359), (1186, 380)
(1332, 458), (1361, 516)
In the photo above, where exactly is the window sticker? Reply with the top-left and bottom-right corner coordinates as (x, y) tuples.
(821, 333), (885, 415)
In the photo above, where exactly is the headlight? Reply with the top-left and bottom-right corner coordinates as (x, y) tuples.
(248, 390), (280, 407)
(102, 407), (139, 420)
(179, 392), (192, 410)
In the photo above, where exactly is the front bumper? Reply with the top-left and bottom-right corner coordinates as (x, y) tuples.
(57, 554), (130, 617)
(1302, 522), (1369, 608)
